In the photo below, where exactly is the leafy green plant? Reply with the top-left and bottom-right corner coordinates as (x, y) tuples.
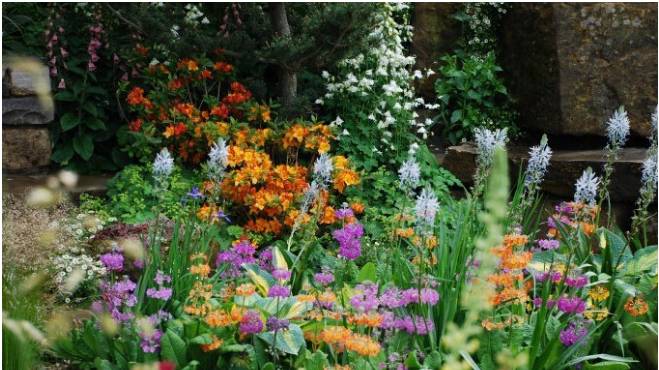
(434, 51), (517, 145)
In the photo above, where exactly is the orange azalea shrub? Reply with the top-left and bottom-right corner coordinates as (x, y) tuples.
(120, 55), (271, 164)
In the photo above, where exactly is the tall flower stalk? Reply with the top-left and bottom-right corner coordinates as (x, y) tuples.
(472, 127), (508, 196)
(511, 135), (552, 227)
(630, 107), (658, 242)
(598, 106), (630, 222)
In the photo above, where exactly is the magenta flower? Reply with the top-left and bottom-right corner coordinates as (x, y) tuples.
(272, 269), (292, 281)
(314, 271), (334, 286)
(267, 285), (291, 298)
(239, 310), (263, 335)
(100, 252), (124, 272)
(333, 222), (364, 260)
(559, 320), (588, 346)
(565, 275), (588, 289)
(557, 296), (586, 314)
(538, 239), (560, 251)
(140, 329), (163, 353)
(146, 287), (172, 301)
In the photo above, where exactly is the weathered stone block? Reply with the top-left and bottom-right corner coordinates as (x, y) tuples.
(2, 127), (52, 172)
(500, 3), (658, 138)
(3, 64), (50, 97)
(3, 96), (54, 125)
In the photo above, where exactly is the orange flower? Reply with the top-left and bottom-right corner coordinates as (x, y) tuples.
(624, 296), (649, 317)
(200, 69), (212, 79)
(128, 118), (143, 132)
(396, 228), (414, 238)
(348, 313), (383, 328)
(344, 333), (381, 357)
(213, 61), (233, 73)
(320, 206), (337, 224)
(190, 264), (211, 278)
(200, 336), (223, 352)
(168, 78), (184, 90)
(127, 87), (145, 105)
(206, 311), (234, 328)
(503, 234), (529, 249)
(579, 222), (595, 236)
(490, 287), (529, 306)
(500, 251), (533, 270)
(236, 283), (256, 296)
(350, 202), (365, 214)
(334, 169), (360, 193)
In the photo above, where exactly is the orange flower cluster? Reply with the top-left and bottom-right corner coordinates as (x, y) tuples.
(333, 156), (360, 193)
(282, 123), (334, 154)
(547, 202), (599, 238)
(347, 313), (383, 328)
(311, 326), (380, 357)
(206, 306), (244, 328)
(624, 296), (649, 317)
(489, 234), (532, 306)
(184, 281), (213, 316)
(124, 57), (271, 165)
(200, 335), (224, 352)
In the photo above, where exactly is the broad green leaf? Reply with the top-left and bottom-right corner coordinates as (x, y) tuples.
(584, 362), (631, 370)
(244, 264), (274, 296)
(623, 246), (657, 275)
(450, 109), (462, 123)
(257, 324), (305, 355)
(272, 246), (288, 271)
(82, 101), (98, 116)
(60, 113), (80, 131)
(161, 329), (187, 367)
(54, 90), (76, 102)
(562, 355), (637, 369)
(51, 144), (74, 164)
(357, 262), (377, 282)
(283, 300), (312, 320)
(405, 351), (422, 369)
(86, 118), (106, 131)
(73, 135), (94, 160)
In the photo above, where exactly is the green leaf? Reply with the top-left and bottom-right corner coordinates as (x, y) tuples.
(450, 110), (462, 123)
(54, 90), (76, 102)
(86, 118), (106, 131)
(257, 324), (305, 355)
(357, 262), (377, 283)
(562, 355), (637, 369)
(51, 144), (74, 164)
(624, 246), (657, 275)
(272, 246), (288, 271)
(161, 329), (187, 367)
(60, 113), (80, 131)
(583, 362), (630, 370)
(73, 135), (94, 160)
(405, 351), (422, 369)
(82, 101), (98, 117)
(94, 358), (116, 370)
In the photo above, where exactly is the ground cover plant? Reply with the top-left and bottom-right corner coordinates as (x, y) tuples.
(2, 3), (657, 370)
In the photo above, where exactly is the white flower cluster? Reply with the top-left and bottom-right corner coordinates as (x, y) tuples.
(414, 186), (439, 233)
(524, 139), (552, 187)
(313, 153), (334, 186)
(574, 167), (600, 205)
(463, 3), (509, 55)
(398, 156), (421, 190)
(52, 253), (106, 298)
(207, 139), (229, 182)
(184, 4), (209, 26)
(605, 106), (630, 148)
(474, 127), (508, 167)
(318, 3), (438, 153)
(59, 212), (113, 242)
(153, 148), (174, 179)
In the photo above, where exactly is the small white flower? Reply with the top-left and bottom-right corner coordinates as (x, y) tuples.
(574, 167), (600, 205)
(153, 148), (174, 178)
(605, 106), (630, 148)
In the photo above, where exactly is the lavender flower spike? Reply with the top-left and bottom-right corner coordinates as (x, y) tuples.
(524, 136), (552, 187)
(398, 157), (421, 190)
(474, 127), (508, 167)
(414, 186), (439, 231)
(207, 139), (229, 179)
(313, 153), (333, 186)
(605, 106), (630, 148)
(574, 167), (600, 205)
(153, 148), (174, 178)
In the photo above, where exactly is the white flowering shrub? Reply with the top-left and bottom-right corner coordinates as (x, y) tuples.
(52, 252), (106, 302)
(317, 3), (438, 170)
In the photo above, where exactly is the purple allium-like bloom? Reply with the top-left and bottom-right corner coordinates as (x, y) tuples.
(538, 239), (560, 251)
(187, 186), (203, 199)
(133, 259), (144, 269)
(272, 269), (292, 281)
(555, 202), (573, 214)
(154, 271), (172, 286)
(565, 275), (588, 289)
(535, 272), (549, 282)
(314, 271), (335, 286)
(559, 320), (589, 346)
(379, 288), (403, 309)
(335, 205), (354, 220)
(395, 315), (435, 335)
(149, 310), (172, 325)
(333, 222), (364, 260)
(420, 288), (440, 305)
(266, 317), (290, 332)
(140, 329), (163, 353)
(350, 283), (379, 312)
(99, 278), (137, 321)
(239, 310), (264, 335)
(146, 287), (173, 300)
(257, 248), (274, 272)
(268, 285), (291, 298)
(550, 271), (563, 283)
(100, 252), (124, 272)
(557, 296), (586, 314)
(533, 297), (556, 309)
(216, 240), (257, 277)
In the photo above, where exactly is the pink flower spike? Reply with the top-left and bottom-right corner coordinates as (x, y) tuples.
(58, 79), (66, 89)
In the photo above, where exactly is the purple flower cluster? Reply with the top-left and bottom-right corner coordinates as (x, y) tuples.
(537, 239), (560, 251)
(557, 296), (586, 314)
(314, 270), (335, 286)
(95, 278), (137, 321)
(272, 269), (292, 281)
(332, 222), (364, 260)
(565, 275), (588, 289)
(257, 248), (274, 272)
(239, 310), (264, 335)
(139, 329), (163, 353)
(86, 24), (103, 72)
(559, 320), (589, 346)
(268, 284), (291, 298)
(147, 271), (173, 301)
(350, 283), (380, 312)
(380, 312), (435, 335)
(378, 287), (440, 309)
(335, 205), (354, 220)
(100, 251), (124, 272)
(216, 240), (257, 277)
(266, 317), (290, 332)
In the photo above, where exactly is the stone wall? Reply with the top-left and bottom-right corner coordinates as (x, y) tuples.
(2, 64), (53, 173)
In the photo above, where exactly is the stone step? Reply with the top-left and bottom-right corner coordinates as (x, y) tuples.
(442, 143), (648, 201)
(2, 173), (114, 200)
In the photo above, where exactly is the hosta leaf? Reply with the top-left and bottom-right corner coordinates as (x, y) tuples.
(257, 324), (305, 355)
(73, 134), (94, 160)
(272, 246), (288, 271)
(161, 329), (187, 367)
(60, 112), (80, 131)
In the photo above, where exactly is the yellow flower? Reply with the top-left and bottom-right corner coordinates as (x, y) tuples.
(588, 285), (610, 302)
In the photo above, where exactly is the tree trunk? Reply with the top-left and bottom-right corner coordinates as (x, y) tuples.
(268, 3), (297, 110)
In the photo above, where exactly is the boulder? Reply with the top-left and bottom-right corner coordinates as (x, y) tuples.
(442, 143), (647, 201)
(3, 64), (51, 97)
(3, 96), (54, 125)
(500, 3), (658, 138)
(411, 3), (461, 99)
(2, 127), (52, 173)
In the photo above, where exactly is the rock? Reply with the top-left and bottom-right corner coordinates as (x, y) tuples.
(500, 3), (658, 138)
(3, 64), (51, 97)
(411, 3), (461, 99)
(442, 143), (647, 201)
(3, 96), (54, 125)
(2, 127), (52, 172)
